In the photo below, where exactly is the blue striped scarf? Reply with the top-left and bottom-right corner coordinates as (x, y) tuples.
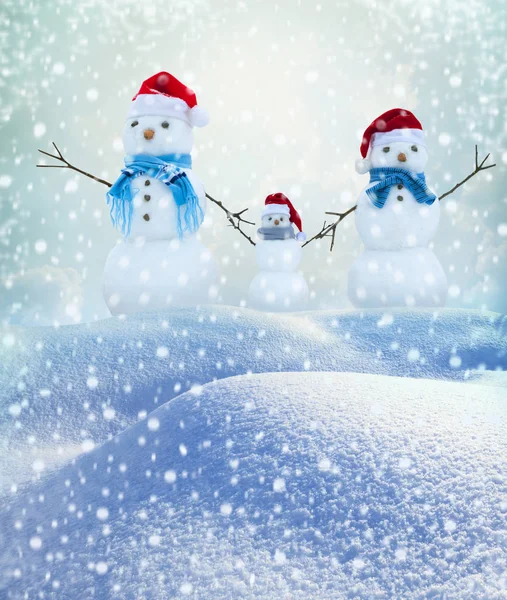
(106, 153), (204, 238)
(366, 167), (437, 209)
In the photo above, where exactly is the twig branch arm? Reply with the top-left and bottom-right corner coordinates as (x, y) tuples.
(37, 143), (112, 187)
(305, 145), (496, 252)
(205, 192), (256, 246)
(439, 145), (496, 201)
(302, 204), (357, 250)
(37, 142), (256, 246)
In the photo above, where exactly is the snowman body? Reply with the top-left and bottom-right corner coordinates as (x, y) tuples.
(102, 113), (218, 315)
(348, 247), (447, 308)
(348, 138), (447, 308)
(248, 239), (309, 312)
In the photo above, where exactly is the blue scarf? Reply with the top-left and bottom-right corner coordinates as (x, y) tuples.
(106, 153), (203, 238)
(366, 167), (437, 209)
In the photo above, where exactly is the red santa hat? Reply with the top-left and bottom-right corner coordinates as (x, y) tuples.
(355, 108), (425, 174)
(128, 72), (209, 128)
(262, 193), (306, 242)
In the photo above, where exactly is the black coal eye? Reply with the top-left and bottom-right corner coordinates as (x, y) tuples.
(131, 120), (139, 128)
(280, 217), (284, 221)
(383, 147), (390, 153)
(268, 217), (272, 221)
(411, 145), (418, 152)
(161, 121), (169, 129)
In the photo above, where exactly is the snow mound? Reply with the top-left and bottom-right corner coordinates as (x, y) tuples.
(1, 372), (506, 598)
(0, 307), (505, 493)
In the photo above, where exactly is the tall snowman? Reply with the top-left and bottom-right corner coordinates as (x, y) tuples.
(103, 72), (218, 315)
(348, 108), (447, 308)
(248, 193), (309, 311)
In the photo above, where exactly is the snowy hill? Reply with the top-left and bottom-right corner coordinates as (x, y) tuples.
(0, 307), (506, 598)
(1, 371), (506, 599)
(1, 306), (505, 493)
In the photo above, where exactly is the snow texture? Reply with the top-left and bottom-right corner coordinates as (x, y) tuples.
(0, 307), (505, 491)
(1, 371), (506, 599)
(0, 307), (506, 598)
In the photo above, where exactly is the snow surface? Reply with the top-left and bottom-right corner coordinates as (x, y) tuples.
(0, 307), (506, 598)
(1, 307), (505, 493)
(1, 371), (506, 599)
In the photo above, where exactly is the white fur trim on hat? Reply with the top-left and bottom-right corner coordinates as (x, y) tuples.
(261, 204), (291, 218)
(128, 94), (209, 128)
(371, 128), (425, 148)
(355, 158), (372, 174)
(296, 231), (307, 242)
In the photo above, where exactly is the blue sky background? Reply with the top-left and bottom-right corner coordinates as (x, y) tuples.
(0, 0), (506, 323)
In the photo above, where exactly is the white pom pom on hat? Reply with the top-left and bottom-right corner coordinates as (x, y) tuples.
(188, 105), (209, 128)
(355, 158), (372, 175)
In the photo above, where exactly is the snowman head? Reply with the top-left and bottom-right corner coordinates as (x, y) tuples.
(123, 71), (208, 157)
(261, 212), (290, 229)
(122, 115), (194, 156)
(369, 140), (428, 173)
(356, 108), (428, 174)
(261, 193), (307, 241)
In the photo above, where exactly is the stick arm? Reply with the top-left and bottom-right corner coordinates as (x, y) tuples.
(37, 142), (256, 246)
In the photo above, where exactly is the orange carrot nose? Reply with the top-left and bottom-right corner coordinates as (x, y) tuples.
(274, 219), (280, 225)
(398, 152), (407, 162)
(143, 129), (155, 140)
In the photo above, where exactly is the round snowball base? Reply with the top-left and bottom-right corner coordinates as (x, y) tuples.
(255, 239), (303, 273)
(103, 236), (218, 315)
(248, 271), (309, 312)
(348, 248), (447, 309)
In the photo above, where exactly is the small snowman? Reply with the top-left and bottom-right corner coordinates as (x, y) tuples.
(348, 108), (447, 308)
(103, 71), (218, 315)
(248, 193), (309, 311)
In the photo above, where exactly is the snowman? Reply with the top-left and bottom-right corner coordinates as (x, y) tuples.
(248, 193), (309, 311)
(102, 72), (218, 315)
(348, 108), (447, 308)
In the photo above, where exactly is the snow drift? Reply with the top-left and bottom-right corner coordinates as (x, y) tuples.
(0, 307), (505, 493)
(1, 372), (506, 599)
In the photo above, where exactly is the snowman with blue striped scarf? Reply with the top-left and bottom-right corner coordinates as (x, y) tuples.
(103, 72), (218, 315)
(348, 108), (447, 308)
